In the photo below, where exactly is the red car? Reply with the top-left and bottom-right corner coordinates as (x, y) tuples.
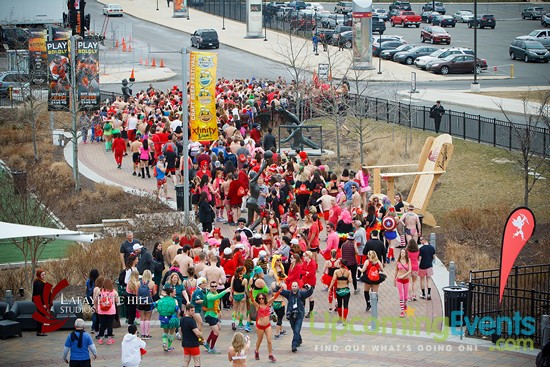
(421, 26), (451, 44)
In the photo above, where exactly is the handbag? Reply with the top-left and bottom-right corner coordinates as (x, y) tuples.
(335, 287), (351, 297)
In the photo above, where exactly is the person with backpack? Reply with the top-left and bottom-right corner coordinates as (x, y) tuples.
(359, 250), (386, 312)
(137, 270), (156, 339)
(62, 318), (97, 365)
(85, 269), (99, 335)
(155, 285), (180, 352)
(95, 278), (119, 345)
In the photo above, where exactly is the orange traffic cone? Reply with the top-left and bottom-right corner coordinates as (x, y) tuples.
(145, 58), (149, 66)
(160, 59), (165, 68)
(128, 44), (132, 52)
(130, 68), (135, 80)
(139, 56), (143, 65)
(122, 37), (126, 45)
(115, 39), (119, 48)
(151, 58), (156, 67)
(122, 42), (127, 52)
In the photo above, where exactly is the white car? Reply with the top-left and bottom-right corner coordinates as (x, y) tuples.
(414, 47), (474, 69)
(453, 10), (474, 23)
(373, 8), (389, 21)
(103, 4), (123, 17)
(306, 2), (324, 11)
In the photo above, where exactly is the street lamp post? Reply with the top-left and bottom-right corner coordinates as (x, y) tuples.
(473, 0), (478, 86)
(222, 0), (225, 30)
(377, 30), (382, 74)
(264, 0), (268, 41)
(156, 0), (159, 11)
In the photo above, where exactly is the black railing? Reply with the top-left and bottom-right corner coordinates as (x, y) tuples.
(468, 264), (550, 347)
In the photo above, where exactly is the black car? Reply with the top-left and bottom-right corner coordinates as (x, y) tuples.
(337, 31), (353, 49)
(190, 29), (219, 49)
(432, 15), (456, 27)
(468, 15), (496, 29)
(372, 17), (387, 35)
(380, 43), (417, 60)
(422, 2), (446, 14)
(509, 39), (550, 62)
(265, 1), (285, 16)
(389, 1), (411, 11)
(393, 45), (438, 64)
(372, 40), (406, 57)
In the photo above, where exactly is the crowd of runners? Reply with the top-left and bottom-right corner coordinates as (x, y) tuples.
(69, 79), (438, 366)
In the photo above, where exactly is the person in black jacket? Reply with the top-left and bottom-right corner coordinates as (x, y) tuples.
(33, 269), (48, 336)
(263, 128), (277, 151)
(134, 243), (155, 275)
(430, 100), (445, 134)
(198, 191), (215, 233)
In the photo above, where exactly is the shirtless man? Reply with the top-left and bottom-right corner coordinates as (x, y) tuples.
(351, 185), (362, 214)
(166, 241), (181, 267)
(194, 253), (208, 276)
(203, 254), (226, 290)
(400, 204), (421, 244)
(315, 188), (333, 228)
(130, 137), (142, 176)
(173, 245), (194, 279)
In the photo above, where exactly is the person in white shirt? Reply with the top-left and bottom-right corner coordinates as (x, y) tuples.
(121, 324), (146, 367)
(126, 112), (139, 142)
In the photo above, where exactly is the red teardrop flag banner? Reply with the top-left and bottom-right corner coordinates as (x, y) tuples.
(499, 207), (536, 304)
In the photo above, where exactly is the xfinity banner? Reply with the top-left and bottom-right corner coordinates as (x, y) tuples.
(173, 0), (189, 18)
(75, 40), (100, 109)
(46, 40), (70, 111)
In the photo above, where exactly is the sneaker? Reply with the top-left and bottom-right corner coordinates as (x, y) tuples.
(209, 348), (221, 354)
(232, 322), (236, 331)
(245, 325), (251, 332)
(420, 295), (426, 299)
(412, 296), (417, 301)
(354, 289), (360, 295)
(328, 307), (333, 312)
(167, 347), (174, 351)
(255, 350), (260, 360)
(237, 324), (245, 330)
(219, 217), (227, 222)
(280, 330), (287, 336)
(107, 338), (115, 345)
(269, 355), (277, 362)
(292, 348), (297, 353)
(203, 342), (210, 351)
(98, 339), (104, 345)
(366, 304), (371, 312)
(427, 294), (432, 300)
(90, 330), (95, 334)
(274, 334), (280, 339)
(176, 332), (181, 340)
(163, 343), (168, 352)
(400, 311), (405, 318)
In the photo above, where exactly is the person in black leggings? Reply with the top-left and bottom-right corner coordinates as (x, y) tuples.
(329, 260), (353, 325)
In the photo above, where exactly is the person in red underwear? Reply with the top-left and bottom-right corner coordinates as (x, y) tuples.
(249, 288), (282, 362)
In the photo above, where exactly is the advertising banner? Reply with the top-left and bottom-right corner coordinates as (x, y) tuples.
(246, 0), (263, 38)
(28, 29), (47, 78)
(75, 40), (100, 109)
(352, 0), (373, 69)
(189, 52), (218, 142)
(46, 40), (70, 111)
(173, 0), (189, 18)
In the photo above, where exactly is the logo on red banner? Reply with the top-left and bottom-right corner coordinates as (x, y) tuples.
(32, 279), (70, 332)
(353, 12), (373, 18)
(499, 207), (535, 304)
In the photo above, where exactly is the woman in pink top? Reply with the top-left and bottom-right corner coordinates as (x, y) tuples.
(355, 166), (370, 211)
(407, 239), (420, 301)
(96, 278), (119, 345)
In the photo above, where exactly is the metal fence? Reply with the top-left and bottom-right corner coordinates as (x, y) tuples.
(468, 264), (550, 347)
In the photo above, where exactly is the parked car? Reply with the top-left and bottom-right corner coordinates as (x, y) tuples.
(288, 1), (307, 10)
(102, 4), (123, 17)
(433, 15), (456, 27)
(414, 47), (473, 69)
(372, 34), (406, 44)
(337, 31), (353, 49)
(380, 43), (418, 60)
(421, 11), (440, 23)
(290, 12), (316, 30)
(190, 29), (219, 49)
(515, 29), (550, 50)
(542, 13), (550, 28)
(265, 1), (286, 16)
(422, 2), (446, 15)
(453, 10), (474, 23)
(0, 71), (30, 98)
(373, 8), (389, 21)
(334, 1), (353, 14)
(522, 7), (544, 20)
(372, 17), (387, 34)
(372, 40), (406, 57)
(331, 25), (353, 45)
(393, 45), (439, 64)
(426, 54), (487, 74)
(323, 14), (349, 28)
(306, 2), (324, 11)
(276, 6), (293, 20)
(468, 15), (496, 29)
(0, 27), (30, 49)
(509, 39), (550, 62)
(421, 26), (451, 44)
(389, 1), (412, 11)
(390, 11), (421, 28)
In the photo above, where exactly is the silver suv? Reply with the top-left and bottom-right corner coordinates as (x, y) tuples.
(334, 1), (352, 14)
(414, 47), (474, 69)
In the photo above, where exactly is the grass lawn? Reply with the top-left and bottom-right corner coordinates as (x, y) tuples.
(0, 239), (78, 264)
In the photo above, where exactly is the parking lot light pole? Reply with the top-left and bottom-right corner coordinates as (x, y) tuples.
(222, 0), (226, 30)
(156, 0), (159, 11)
(264, 0), (268, 41)
(472, 0), (479, 90)
(378, 30), (382, 74)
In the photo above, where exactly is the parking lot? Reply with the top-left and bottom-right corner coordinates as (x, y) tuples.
(317, 2), (550, 81)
